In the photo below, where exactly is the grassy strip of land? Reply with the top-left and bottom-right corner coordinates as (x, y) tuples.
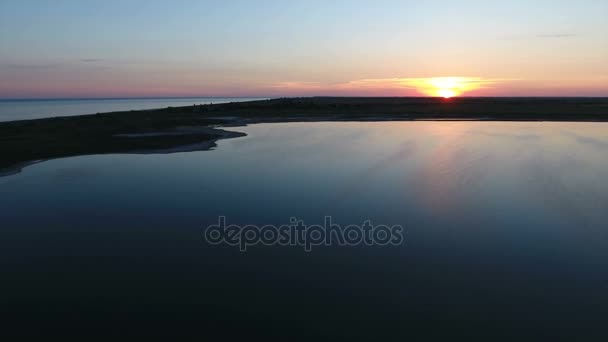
(1, 97), (607, 173)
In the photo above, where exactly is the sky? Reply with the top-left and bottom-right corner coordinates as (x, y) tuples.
(0, 0), (607, 98)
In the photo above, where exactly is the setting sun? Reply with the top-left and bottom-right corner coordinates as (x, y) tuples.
(430, 78), (463, 97)
(437, 88), (457, 98)
(392, 77), (496, 98)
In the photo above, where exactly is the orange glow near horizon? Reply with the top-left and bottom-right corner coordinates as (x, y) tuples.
(270, 77), (503, 97)
(400, 77), (494, 97)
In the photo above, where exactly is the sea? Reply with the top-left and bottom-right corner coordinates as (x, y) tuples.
(1, 120), (608, 338)
(0, 97), (267, 122)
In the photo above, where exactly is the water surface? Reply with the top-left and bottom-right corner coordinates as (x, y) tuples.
(1, 121), (607, 339)
(0, 97), (266, 122)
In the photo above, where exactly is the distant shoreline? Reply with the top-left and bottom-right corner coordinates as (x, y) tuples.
(0, 96), (269, 102)
(1, 97), (607, 175)
(2, 96), (607, 101)
(0, 97), (270, 123)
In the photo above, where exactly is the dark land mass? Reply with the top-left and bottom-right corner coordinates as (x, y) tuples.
(1, 97), (608, 174)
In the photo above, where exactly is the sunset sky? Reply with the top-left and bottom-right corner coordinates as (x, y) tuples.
(1, 0), (607, 98)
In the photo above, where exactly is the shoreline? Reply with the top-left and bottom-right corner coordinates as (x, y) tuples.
(0, 126), (246, 177)
(1, 97), (607, 175)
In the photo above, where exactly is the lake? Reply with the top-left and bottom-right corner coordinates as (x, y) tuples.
(1, 121), (607, 339)
(0, 97), (267, 122)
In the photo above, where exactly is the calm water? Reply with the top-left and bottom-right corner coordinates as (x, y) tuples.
(0, 97), (267, 122)
(1, 121), (608, 339)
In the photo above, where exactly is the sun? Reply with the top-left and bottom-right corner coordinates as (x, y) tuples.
(394, 76), (494, 97)
(430, 77), (464, 98)
(397, 77), (487, 98)
(437, 88), (456, 98)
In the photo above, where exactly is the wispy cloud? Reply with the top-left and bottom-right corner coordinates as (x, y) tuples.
(500, 33), (579, 40)
(81, 59), (102, 63)
(0, 62), (64, 70)
(537, 33), (577, 38)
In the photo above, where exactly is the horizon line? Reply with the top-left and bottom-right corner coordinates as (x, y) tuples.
(2, 95), (608, 101)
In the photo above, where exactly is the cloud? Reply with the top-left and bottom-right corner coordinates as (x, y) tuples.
(0, 62), (63, 70)
(81, 59), (102, 63)
(537, 33), (577, 38)
(499, 33), (578, 40)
